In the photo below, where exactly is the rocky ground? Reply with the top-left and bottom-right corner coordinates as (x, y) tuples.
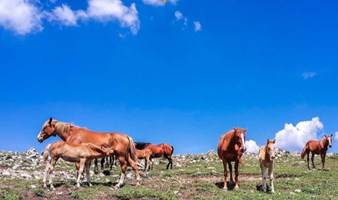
(0, 148), (337, 200)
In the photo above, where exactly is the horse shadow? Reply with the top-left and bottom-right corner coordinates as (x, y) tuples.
(215, 181), (236, 190)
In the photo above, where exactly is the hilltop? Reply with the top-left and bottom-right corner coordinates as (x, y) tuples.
(0, 148), (337, 200)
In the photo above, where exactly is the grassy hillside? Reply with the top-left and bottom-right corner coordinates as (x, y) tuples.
(0, 150), (337, 200)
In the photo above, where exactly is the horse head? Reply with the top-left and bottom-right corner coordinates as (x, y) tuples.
(37, 117), (58, 143)
(233, 128), (247, 153)
(325, 134), (333, 148)
(266, 139), (276, 160)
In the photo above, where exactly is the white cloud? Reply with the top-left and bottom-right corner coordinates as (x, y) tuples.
(335, 132), (338, 141)
(0, 0), (42, 35)
(143, 0), (177, 7)
(87, 0), (140, 34)
(49, 4), (87, 26)
(245, 140), (260, 154)
(174, 11), (183, 20)
(302, 72), (317, 80)
(193, 21), (202, 32)
(174, 10), (187, 26)
(275, 117), (323, 152)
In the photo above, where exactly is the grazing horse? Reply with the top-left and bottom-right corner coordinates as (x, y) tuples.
(37, 118), (140, 188)
(258, 139), (276, 193)
(138, 143), (174, 170)
(301, 134), (333, 170)
(135, 148), (153, 173)
(217, 128), (247, 190)
(42, 141), (114, 189)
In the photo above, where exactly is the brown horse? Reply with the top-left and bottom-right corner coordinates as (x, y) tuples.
(135, 148), (153, 173)
(42, 141), (114, 189)
(301, 134), (333, 170)
(141, 143), (174, 170)
(37, 118), (140, 188)
(217, 128), (247, 190)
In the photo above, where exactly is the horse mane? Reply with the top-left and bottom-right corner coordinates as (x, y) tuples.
(135, 142), (151, 150)
(219, 129), (236, 144)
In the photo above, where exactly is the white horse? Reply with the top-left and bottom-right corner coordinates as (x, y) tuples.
(258, 139), (276, 193)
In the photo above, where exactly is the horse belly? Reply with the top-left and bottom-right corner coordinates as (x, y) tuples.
(61, 156), (80, 163)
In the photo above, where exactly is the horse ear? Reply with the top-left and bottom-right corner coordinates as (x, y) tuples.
(48, 117), (53, 126)
(266, 139), (269, 144)
(331, 134), (333, 137)
(272, 139), (276, 144)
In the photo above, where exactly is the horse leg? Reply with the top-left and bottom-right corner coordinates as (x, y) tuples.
(321, 153), (326, 170)
(234, 161), (239, 190)
(77, 159), (85, 188)
(48, 158), (57, 190)
(222, 159), (228, 190)
(268, 166), (275, 193)
(311, 153), (316, 169)
(228, 161), (233, 184)
(94, 159), (99, 174)
(127, 155), (141, 186)
(115, 156), (127, 189)
(85, 161), (92, 187)
(166, 156), (173, 170)
(306, 152), (310, 170)
(101, 158), (105, 170)
(43, 160), (51, 188)
(260, 164), (267, 192)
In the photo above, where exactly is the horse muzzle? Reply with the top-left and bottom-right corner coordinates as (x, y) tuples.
(241, 148), (246, 153)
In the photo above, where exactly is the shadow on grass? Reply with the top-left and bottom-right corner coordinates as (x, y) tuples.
(215, 181), (236, 190)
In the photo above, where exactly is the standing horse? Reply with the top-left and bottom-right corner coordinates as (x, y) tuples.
(42, 141), (114, 189)
(37, 118), (140, 188)
(258, 139), (276, 193)
(301, 134), (333, 170)
(139, 143), (174, 170)
(217, 128), (247, 190)
(135, 148), (153, 173)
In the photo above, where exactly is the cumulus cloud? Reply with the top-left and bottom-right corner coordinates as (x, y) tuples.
(193, 21), (202, 32)
(245, 140), (260, 154)
(0, 0), (139, 35)
(302, 72), (317, 80)
(48, 4), (87, 26)
(0, 0), (42, 35)
(275, 117), (324, 152)
(143, 0), (177, 7)
(87, 0), (140, 34)
(335, 132), (338, 141)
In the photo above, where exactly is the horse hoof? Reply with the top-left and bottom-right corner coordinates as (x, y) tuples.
(223, 187), (228, 191)
(234, 185), (239, 190)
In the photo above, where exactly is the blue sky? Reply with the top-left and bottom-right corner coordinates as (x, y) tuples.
(0, 0), (338, 154)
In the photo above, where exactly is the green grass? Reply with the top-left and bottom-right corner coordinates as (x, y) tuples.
(0, 154), (337, 199)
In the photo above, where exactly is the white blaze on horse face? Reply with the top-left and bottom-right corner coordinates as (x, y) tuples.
(241, 133), (245, 151)
(328, 136), (332, 147)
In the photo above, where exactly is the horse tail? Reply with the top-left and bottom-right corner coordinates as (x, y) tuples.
(126, 136), (137, 162)
(42, 144), (51, 161)
(301, 143), (309, 159)
(170, 145), (174, 155)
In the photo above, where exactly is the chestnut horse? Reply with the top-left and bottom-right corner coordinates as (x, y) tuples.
(42, 141), (114, 189)
(217, 128), (247, 190)
(37, 118), (140, 188)
(301, 134), (333, 170)
(135, 148), (153, 173)
(258, 139), (276, 193)
(137, 143), (174, 170)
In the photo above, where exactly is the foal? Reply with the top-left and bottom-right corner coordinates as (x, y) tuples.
(301, 134), (333, 170)
(43, 141), (114, 189)
(258, 139), (276, 193)
(135, 148), (153, 173)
